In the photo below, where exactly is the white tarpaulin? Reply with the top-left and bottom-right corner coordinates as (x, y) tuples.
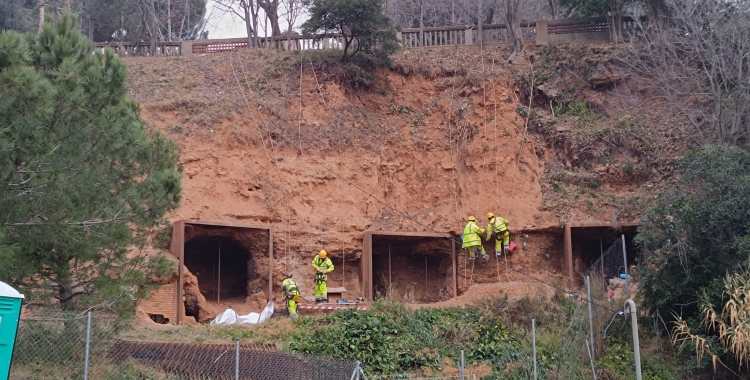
(210, 301), (275, 325)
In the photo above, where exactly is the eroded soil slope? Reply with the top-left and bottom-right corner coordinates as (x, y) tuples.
(126, 46), (669, 316)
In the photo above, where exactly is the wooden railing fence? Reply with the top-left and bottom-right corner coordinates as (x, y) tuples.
(94, 17), (638, 57)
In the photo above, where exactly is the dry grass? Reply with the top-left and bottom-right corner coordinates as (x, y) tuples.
(119, 317), (295, 346)
(672, 269), (750, 375)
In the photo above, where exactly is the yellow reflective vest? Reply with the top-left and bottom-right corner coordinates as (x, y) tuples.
(462, 221), (485, 248)
(282, 278), (300, 298)
(487, 216), (509, 240)
(311, 255), (334, 273)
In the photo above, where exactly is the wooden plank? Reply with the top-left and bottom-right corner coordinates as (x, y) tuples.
(268, 229), (273, 302)
(564, 222), (573, 289)
(171, 221), (185, 325)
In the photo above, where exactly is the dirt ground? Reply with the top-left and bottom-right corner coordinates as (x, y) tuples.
(124, 46), (661, 321)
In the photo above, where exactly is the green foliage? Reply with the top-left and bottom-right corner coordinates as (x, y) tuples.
(302, 0), (400, 63)
(636, 145), (750, 321)
(596, 334), (681, 380)
(0, 15), (181, 314)
(284, 297), (686, 378)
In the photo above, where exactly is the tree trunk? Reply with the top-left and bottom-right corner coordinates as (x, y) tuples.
(419, 0), (424, 55)
(505, 0), (524, 61)
(251, 3), (260, 48)
(477, 0), (483, 48)
(167, 0), (172, 41)
(548, 0), (560, 20)
(150, 0), (158, 55)
(38, 0), (45, 31)
(259, 0), (281, 36)
(243, 1), (254, 48)
(609, 0), (621, 43)
(63, 0), (70, 12)
(451, 0), (455, 25)
(178, 0), (188, 40)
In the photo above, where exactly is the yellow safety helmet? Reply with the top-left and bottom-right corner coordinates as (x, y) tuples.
(467, 216), (477, 222)
(487, 212), (495, 219)
(283, 272), (293, 279)
(319, 250), (327, 258)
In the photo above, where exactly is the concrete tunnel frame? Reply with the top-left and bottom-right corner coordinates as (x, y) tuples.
(170, 220), (273, 325)
(362, 231), (457, 301)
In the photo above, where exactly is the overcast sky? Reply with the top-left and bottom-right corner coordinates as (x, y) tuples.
(203, 1), (308, 39)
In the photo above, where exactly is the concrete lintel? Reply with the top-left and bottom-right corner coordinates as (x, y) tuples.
(568, 222), (639, 229)
(367, 230), (453, 239)
(179, 219), (271, 231)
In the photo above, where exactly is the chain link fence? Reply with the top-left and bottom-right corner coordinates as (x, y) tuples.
(10, 308), (363, 380)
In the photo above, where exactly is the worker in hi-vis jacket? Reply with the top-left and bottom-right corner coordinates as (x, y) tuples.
(311, 250), (334, 303)
(462, 216), (489, 263)
(486, 212), (511, 256)
(281, 273), (301, 318)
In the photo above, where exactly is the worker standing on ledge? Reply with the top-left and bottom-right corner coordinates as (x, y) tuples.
(486, 212), (511, 256)
(462, 216), (489, 263)
(311, 250), (334, 304)
(281, 273), (301, 319)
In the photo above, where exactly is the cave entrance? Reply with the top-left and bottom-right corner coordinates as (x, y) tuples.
(170, 220), (273, 325)
(184, 236), (249, 304)
(563, 222), (639, 288)
(363, 231), (457, 303)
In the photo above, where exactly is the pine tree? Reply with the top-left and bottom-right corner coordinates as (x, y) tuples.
(0, 14), (182, 313)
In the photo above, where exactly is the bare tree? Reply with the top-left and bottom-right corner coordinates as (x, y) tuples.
(621, 0), (750, 146)
(281, 0), (304, 49)
(548, 0), (560, 19)
(213, 0), (262, 47)
(505, 0), (523, 61)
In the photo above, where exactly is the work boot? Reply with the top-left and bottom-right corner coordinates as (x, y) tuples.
(290, 312), (299, 319)
(504, 247), (510, 255)
(469, 256), (476, 261)
(482, 254), (490, 263)
(496, 250), (503, 257)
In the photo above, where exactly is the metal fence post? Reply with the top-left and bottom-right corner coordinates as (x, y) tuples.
(532, 318), (537, 380)
(460, 349), (465, 380)
(622, 234), (629, 297)
(585, 340), (598, 380)
(586, 275), (595, 354)
(84, 310), (91, 380)
(235, 339), (240, 380)
(624, 299), (643, 380)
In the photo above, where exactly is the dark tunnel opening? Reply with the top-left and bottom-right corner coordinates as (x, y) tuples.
(372, 236), (454, 303)
(184, 236), (250, 310)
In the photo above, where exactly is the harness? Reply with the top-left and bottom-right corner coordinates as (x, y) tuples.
(490, 219), (509, 240)
(314, 257), (331, 284)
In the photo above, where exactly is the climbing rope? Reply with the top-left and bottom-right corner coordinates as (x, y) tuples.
(227, 51), (620, 314)
(230, 51), (293, 273)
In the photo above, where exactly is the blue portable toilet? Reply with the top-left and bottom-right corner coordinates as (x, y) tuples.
(0, 281), (23, 380)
